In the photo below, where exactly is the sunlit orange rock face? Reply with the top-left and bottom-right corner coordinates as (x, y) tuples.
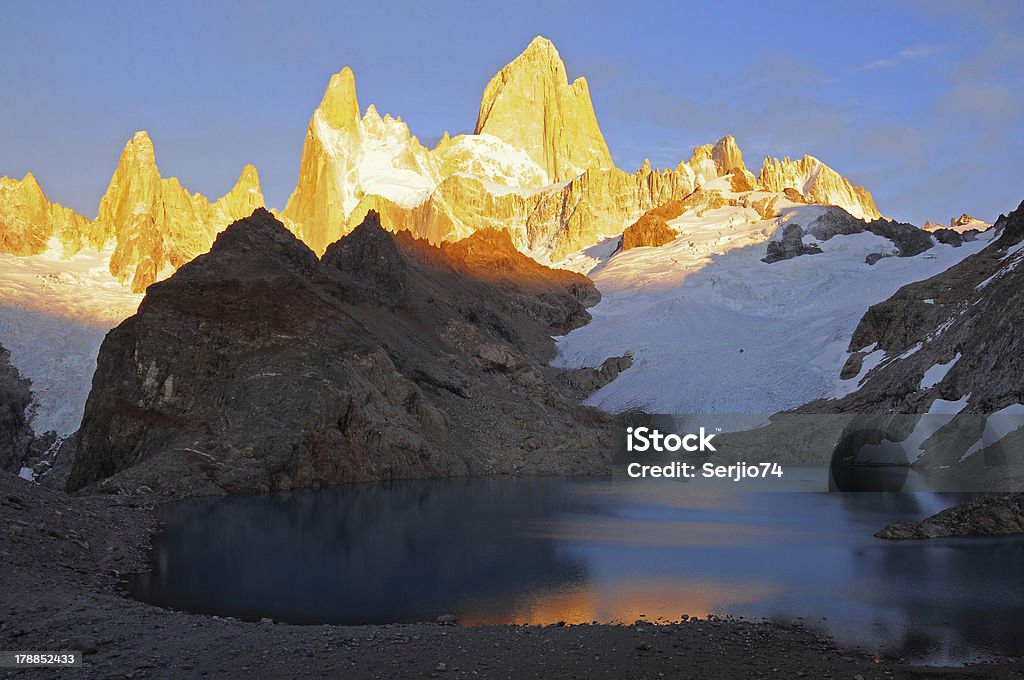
(758, 155), (880, 220)
(98, 131), (265, 292)
(0, 174), (94, 255)
(279, 68), (437, 254)
(621, 201), (686, 250)
(475, 36), (613, 183)
(1, 35), (887, 289)
(279, 36), (716, 260)
(342, 163), (703, 262)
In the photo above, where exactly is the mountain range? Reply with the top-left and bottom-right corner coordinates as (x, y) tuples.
(0, 36), (1016, 493)
(1, 36), (881, 293)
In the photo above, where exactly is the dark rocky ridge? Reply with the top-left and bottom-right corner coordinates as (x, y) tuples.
(762, 223), (822, 263)
(762, 207), (952, 265)
(68, 209), (621, 496)
(877, 493), (1024, 539)
(0, 343), (32, 471)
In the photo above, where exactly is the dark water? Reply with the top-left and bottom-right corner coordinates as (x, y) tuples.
(128, 477), (1024, 665)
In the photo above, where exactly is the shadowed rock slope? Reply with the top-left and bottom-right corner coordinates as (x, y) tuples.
(68, 209), (620, 496)
(0, 344), (32, 471)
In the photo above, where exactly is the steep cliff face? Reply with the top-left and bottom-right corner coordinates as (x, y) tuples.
(97, 132), (265, 292)
(343, 163), (701, 261)
(69, 210), (620, 496)
(279, 69), (438, 254)
(475, 36), (613, 183)
(758, 155), (880, 221)
(280, 37), (618, 255)
(0, 343), (33, 472)
(0, 174), (94, 256)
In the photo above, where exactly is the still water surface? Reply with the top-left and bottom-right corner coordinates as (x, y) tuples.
(129, 477), (1024, 664)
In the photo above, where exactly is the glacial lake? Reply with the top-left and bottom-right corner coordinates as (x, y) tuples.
(128, 476), (1024, 665)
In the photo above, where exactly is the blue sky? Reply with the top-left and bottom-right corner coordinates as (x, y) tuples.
(1, 1), (1021, 225)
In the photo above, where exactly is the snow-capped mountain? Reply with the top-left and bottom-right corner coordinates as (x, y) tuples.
(0, 34), (982, 463)
(1, 35), (883, 286)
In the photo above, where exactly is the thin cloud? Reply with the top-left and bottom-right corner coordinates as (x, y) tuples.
(857, 44), (945, 71)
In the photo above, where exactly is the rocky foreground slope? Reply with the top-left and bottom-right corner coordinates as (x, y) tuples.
(68, 209), (623, 495)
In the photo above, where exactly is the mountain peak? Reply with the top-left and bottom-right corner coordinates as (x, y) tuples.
(230, 164), (260, 195)
(521, 35), (560, 61)
(712, 135), (748, 176)
(214, 164), (264, 220)
(19, 172), (41, 191)
(474, 37), (612, 182)
(318, 67), (360, 130)
(119, 130), (158, 170)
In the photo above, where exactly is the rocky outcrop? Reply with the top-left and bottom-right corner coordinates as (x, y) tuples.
(760, 207), (936, 264)
(877, 494), (1024, 539)
(863, 220), (935, 261)
(758, 155), (881, 220)
(711, 136), (757, 189)
(620, 201), (683, 250)
(0, 344), (33, 472)
(0, 174), (95, 256)
(68, 210), (618, 496)
(762, 223), (822, 263)
(475, 36), (612, 183)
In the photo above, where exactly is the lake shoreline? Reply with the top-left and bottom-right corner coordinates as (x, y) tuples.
(2, 473), (1022, 679)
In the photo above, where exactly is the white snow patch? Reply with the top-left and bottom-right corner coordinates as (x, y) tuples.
(927, 395), (970, 415)
(919, 353), (961, 390)
(827, 348), (885, 399)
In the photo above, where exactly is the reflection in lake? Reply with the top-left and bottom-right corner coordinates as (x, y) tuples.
(129, 477), (1024, 665)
